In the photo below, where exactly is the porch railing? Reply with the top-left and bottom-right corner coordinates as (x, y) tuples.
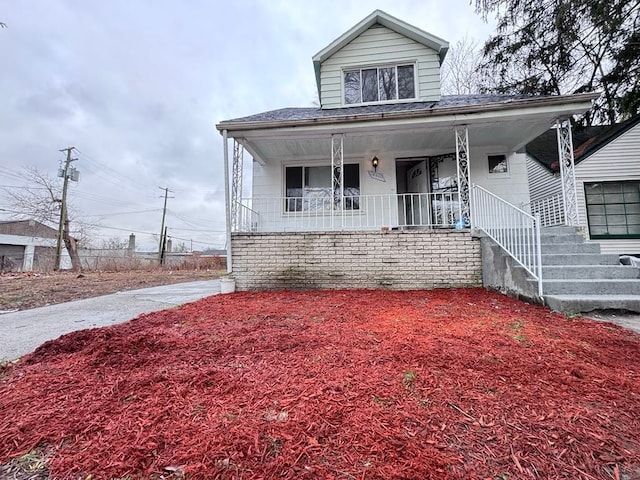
(521, 193), (565, 227)
(471, 185), (543, 297)
(234, 192), (461, 233)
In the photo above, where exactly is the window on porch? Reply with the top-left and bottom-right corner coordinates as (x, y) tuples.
(585, 181), (640, 238)
(285, 164), (360, 212)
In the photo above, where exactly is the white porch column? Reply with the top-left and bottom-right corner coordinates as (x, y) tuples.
(222, 129), (232, 273)
(22, 244), (35, 272)
(231, 140), (244, 231)
(556, 119), (579, 226)
(331, 133), (344, 229)
(455, 127), (471, 226)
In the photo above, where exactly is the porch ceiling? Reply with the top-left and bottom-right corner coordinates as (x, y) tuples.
(239, 113), (561, 164)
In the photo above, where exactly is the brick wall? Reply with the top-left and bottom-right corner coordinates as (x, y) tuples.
(231, 230), (482, 290)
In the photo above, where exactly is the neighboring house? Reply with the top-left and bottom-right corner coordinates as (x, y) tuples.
(526, 114), (640, 255)
(215, 10), (597, 294)
(0, 219), (70, 272)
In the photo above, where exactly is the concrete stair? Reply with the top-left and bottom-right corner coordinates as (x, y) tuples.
(531, 226), (640, 313)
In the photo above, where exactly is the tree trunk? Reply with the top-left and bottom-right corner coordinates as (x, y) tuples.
(63, 218), (82, 272)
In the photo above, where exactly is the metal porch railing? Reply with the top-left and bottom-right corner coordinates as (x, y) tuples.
(234, 192), (461, 233)
(521, 193), (565, 227)
(471, 185), (543, 297)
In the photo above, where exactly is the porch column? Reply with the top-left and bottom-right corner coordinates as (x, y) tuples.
(556, 119), (579, 226)
(455, 127), (471, 226)
(231, 140), (244, 231)
(331, 133), (344, 229)
(222, 129), (232, 273)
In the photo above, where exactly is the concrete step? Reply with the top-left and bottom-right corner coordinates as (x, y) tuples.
(540, 265), (640, 280)
(545, 294), (640, 313)
(536, 279), (640, 295)
(538, 233), (585, 244)
(539, 242), (601, 254)
(540, 226), (582, 235)
(541, 253), (620, 266)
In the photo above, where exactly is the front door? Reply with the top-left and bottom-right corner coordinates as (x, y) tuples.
(406, 161), (429, 225)
(428, 154), (459, 226)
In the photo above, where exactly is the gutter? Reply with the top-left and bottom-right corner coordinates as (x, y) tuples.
(215, 92), (600, 133)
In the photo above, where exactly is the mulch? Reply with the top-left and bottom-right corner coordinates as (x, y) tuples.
(1, 288), (639, 479)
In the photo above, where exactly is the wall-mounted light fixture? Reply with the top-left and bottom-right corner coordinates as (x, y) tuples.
(371, 156), (379, 172)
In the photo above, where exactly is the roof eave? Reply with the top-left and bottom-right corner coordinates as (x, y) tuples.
(215, 92), (600, 133)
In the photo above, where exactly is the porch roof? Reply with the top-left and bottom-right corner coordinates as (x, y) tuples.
(216, 93), (599, 133)
(216, 93), (599, 165)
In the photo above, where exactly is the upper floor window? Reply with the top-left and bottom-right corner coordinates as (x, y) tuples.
(344, 64), (415, 104)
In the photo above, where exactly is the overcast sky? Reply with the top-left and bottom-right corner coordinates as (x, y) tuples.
(0, 1), (495, 251)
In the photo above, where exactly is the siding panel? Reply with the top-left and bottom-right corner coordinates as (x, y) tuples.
(526, 156), (561, 203)
(320, 24), (441, 108)
(576, 123), (640, 254)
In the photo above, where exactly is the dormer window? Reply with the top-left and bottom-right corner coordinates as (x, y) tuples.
(344, 64), (416, 105)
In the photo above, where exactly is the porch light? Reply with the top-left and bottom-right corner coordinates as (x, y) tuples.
(371, 156), (379, 171)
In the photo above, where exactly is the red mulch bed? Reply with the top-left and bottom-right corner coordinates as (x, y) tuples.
(1, 288), (640, 479)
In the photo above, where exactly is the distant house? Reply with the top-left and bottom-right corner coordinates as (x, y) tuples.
(526, 114), (640, 255)
(0, 219), (69, 271)
(215, 9), (609, 309)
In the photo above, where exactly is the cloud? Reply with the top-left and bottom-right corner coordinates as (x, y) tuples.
(1, 0), (494, 251)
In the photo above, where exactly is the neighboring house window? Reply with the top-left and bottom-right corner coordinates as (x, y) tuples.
(344, 64), (415, 104)
(585, 181), (640, 238)
(488, 154), (508, 175)
(285, 164), (360, 212)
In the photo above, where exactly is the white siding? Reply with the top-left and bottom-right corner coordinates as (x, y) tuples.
(576, 122), (640, 254)
(320, 24), (441, 108)
(526, 156), (561, 203)
(250, 146), (532, 231)
(471, 149), (531, 209)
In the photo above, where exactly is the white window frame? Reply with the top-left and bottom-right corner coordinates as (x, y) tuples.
(487, 153), (510, 177)
(342, 62), (418, 106)
(282, 161), (362, 215)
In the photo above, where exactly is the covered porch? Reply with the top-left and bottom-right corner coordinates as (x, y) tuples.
(220, 100), (589, 235)
(216, 94), (597, 291)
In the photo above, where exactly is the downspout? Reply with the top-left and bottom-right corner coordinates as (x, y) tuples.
(223, 129), (233, 273)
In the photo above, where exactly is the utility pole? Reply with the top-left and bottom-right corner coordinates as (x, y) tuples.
(158, 187), (173, 264)
(55, 147), (78, 270)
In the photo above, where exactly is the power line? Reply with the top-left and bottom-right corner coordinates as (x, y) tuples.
(82, 208), (163, 218)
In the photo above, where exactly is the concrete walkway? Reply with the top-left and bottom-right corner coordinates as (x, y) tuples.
(0, 280), (220, 362)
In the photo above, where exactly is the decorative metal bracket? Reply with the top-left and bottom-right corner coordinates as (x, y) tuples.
(331, 134), (344, 220)
(455, 127), (471, 226)
(556, 119), (579, 226)
(231, 139), (244, 231)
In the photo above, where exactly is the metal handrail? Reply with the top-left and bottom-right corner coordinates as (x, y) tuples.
(471, 184), (543, 297)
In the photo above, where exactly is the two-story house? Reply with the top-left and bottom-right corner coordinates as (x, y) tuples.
(216, 10), (598, 297)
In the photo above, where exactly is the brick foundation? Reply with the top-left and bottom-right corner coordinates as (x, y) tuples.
(231, 230), (482, 290)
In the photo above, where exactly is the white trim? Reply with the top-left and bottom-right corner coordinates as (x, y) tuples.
(487, 153), (510, 178)
(341, 61), (419, 106)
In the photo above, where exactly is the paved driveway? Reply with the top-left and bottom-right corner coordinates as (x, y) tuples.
(0, 280), (220, 361)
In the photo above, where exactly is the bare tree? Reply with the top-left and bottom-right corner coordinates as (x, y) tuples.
(101, 237), (129, 250)
(1, 167), (89, 271)
(441, 36), (484, 95)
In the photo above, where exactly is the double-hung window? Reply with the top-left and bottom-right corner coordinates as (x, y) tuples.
(344, 64), (415, 104)
(285, 164), (360, 212)
(585, 181), (640, 238)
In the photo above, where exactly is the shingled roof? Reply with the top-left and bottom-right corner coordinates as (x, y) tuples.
(219, 94), (552, 127)
(526, 115), (640, 172)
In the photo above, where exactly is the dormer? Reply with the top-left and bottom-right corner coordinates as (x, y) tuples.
(312, 10), (449, 109)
